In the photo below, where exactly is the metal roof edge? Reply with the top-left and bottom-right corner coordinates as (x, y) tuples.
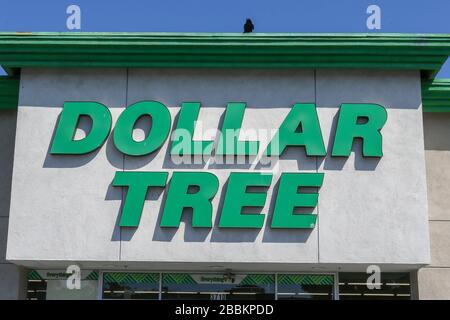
(0, 32), (449, 77)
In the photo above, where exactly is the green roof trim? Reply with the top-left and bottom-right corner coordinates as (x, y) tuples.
(2, 33), (450, 112)
(0, 76), (19, 109)
(422, 79), (450, 112)
(1, 32), (450, 77)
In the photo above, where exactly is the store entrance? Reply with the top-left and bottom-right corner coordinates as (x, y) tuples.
(101, 272), (335, 300)
(26, 270), (413, 300)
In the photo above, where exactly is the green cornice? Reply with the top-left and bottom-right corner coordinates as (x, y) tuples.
(0, 76), (19, 109)
(0, 33), (450, 77)
(422, 79), (450, 112)
(1, 33), (450, 111)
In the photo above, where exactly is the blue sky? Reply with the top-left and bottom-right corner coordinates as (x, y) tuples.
(1, 0), (449, 76)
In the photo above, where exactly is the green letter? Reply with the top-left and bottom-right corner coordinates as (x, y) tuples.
(216, 102), (259, 155)
(219, 172), (272, 228)
(170, 102), (214, 156)
(264, 103), (326, 157)
(113, 171), (168, 227)
(51, 101), (112, 154)
(332, 103), (387, 157)
(114, 101), (171, 156)
(161, 172), (219, 228)
(271, 173), (324, 229)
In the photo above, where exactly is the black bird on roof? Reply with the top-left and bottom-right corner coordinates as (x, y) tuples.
(243, 19), (254, 33)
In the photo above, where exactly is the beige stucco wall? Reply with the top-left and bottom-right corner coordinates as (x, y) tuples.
(419, 113), (450, 299)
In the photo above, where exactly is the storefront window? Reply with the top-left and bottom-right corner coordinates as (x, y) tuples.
(102, 272), (160, 300)
(277, 274), (335, 300)
(26, 270), (412, 300)
(161, 273), (275, 300)
(338, 272), (410, 300)
(26, 270), (99, 300)
(27, 271), (47, 300)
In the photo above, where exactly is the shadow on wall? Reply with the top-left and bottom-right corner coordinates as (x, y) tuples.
(423, 113), (450, 151)
(43, 114), (107, 168)
(0, 109), (18, 218)
(315, 69), (422, 110)
(318, 112), (381, 171)
(260, 178), (314, 243)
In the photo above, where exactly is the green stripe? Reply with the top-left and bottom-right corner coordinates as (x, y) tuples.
(277, 274), (334, 286)
(241, 274), (274, 286)
(103, 272), (159, 285)
(85, 271), (99, 281)
(27, 270), (43, 281)
(163, 273), (197, 285)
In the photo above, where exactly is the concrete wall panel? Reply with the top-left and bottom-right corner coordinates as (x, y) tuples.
(5, 68), (430, 270)
(423, 113), (450, 221)
(0, 109), (16, 217)
(6, 68), (127, 262)
(418, 268), (450, 300)
(429, 221), (450, 267)
(0, 264), (26, 300)
(316, 69), (430, 264)
(419, 113), (450, 299)
(121, 68), (320, 265)
(0, 217), (8, 264)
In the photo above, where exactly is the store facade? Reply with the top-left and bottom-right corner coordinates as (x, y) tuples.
(1, 33), (450, 300)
